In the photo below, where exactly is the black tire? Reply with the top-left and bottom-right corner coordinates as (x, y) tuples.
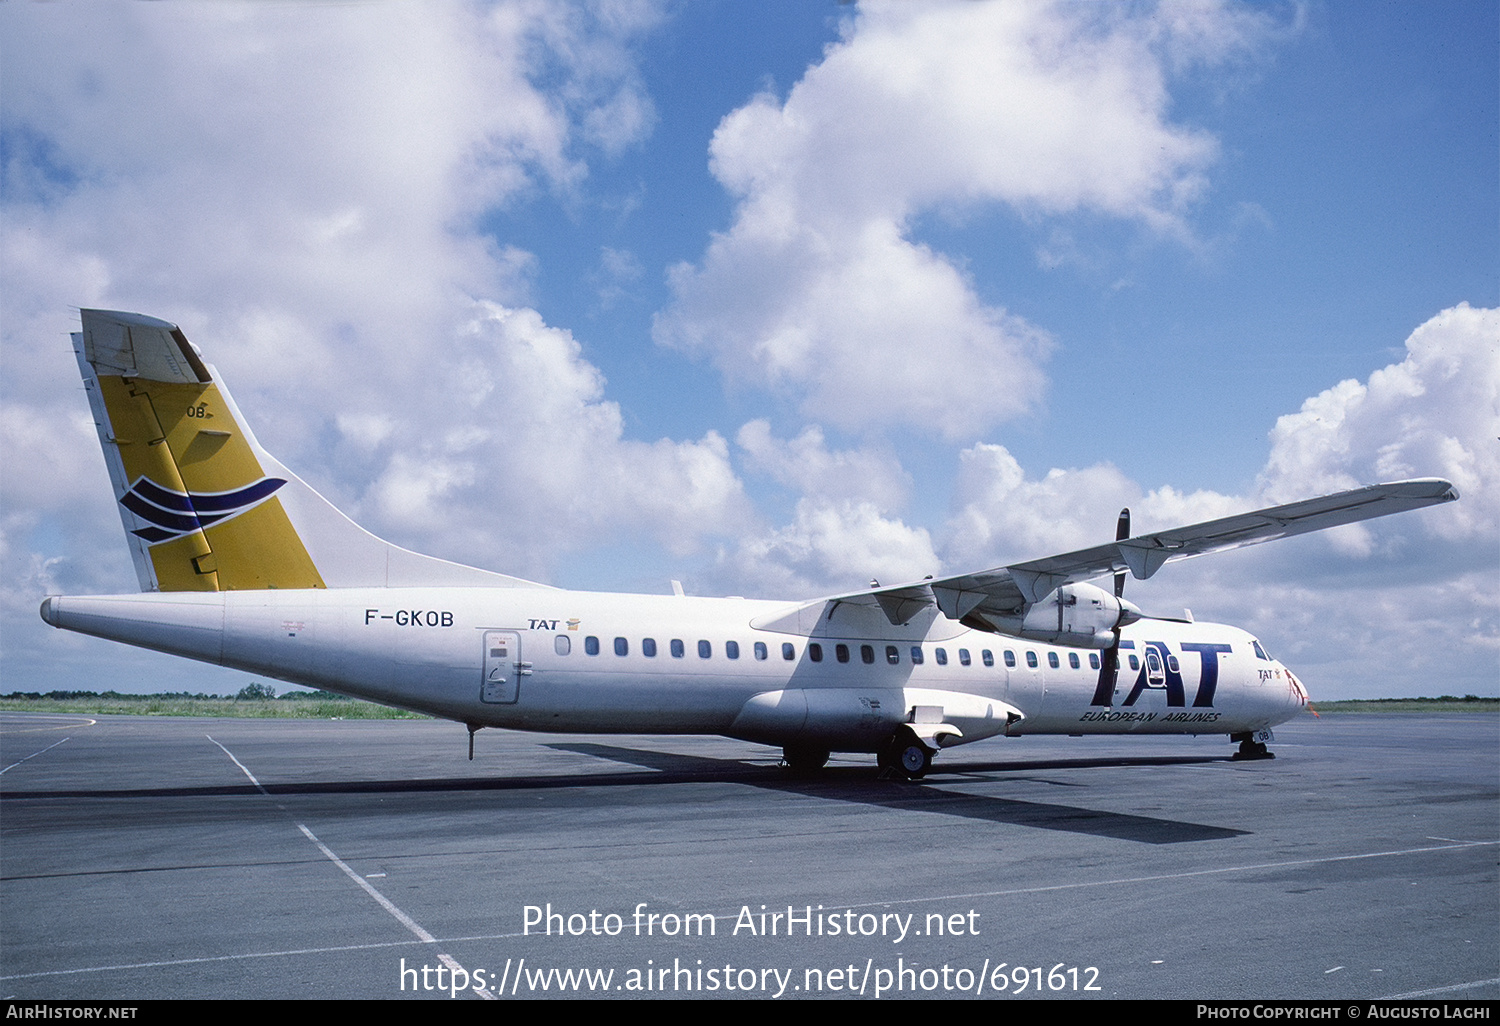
(1233, 739), (1273, 761)
(877, 728), (934, 779)
(783, 745), (830, 773)
(897, 740), (931, 779)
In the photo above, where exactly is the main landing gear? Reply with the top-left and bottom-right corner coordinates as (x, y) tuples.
(779, 728), (936, 780)
(1231, 729), (1276, 761)
(781, 745), (830, 774)
(877, 727), (933, 780)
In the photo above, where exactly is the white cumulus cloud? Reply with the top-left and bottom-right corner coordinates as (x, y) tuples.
(0, 1), (752, 690)
(940, 305), (1498, 696)
(655, 0), (1273, 438)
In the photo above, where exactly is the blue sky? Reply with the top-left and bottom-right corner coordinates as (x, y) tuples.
(2, 1), (1495, 699)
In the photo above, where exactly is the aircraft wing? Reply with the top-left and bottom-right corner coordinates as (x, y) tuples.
(760, 479), (1459, 632)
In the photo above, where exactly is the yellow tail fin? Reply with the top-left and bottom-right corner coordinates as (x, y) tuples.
(77, 310), (323, 591)
(75, 309), (543, 593)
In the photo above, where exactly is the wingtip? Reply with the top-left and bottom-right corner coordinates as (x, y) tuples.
(1378, 478), (1460, 503)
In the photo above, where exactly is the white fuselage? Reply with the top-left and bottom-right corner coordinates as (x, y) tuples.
(42, 586), (1306, 752)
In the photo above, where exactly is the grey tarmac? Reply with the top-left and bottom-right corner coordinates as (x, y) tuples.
(1, 711), (1495, 1000)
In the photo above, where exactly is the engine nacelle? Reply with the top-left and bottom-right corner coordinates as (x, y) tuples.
(987, 581), (1139, 649)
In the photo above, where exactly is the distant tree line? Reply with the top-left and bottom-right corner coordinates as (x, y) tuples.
(1, 687), (352, 701)
(1352, 694), (1490, 703)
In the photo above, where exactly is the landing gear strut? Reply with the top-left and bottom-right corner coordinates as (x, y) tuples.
(878, 727), (933, 780)
(1231, 729), (1275, 761)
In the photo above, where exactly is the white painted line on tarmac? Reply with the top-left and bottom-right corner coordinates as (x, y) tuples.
(1383, 977), (1500, 999)
(206, 735), (268, 793)
(0, 715), (96, 736)
(296, 822), (436, 943)
(839, 838), (1500, 910)
(0, 938), (432, 982)
(0, 736), (72, 775)
(208, 734), (495, 1000)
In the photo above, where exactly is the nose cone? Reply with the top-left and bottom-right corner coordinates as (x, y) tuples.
(1286, 668), (1310, 706)
(39, 596), (60, 627)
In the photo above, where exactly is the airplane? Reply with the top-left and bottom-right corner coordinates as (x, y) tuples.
(40, 309), (1459, 778)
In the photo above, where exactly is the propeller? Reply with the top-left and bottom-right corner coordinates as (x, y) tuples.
(1113, 507), (1129, 599)
(1093, 507), (1132, 705)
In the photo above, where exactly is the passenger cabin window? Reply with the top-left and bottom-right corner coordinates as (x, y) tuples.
(643, 638), (657, 657)
(935, 648), (948, 666)
(726, 641), (740, 660)
(555, 635), (571, 656)
(614, 637), (628, 656)
(1068, 652), (1080, 669)
(982, 650), (993, 667)
(585, 636), (600, 656)
(958, 649), (971, 666)
(1089, 652), (1099, 670)
(910, 647), (924, 665)
(670, 639), (685, 658)
(754, 642), (768, 661)
(1004, 650), (1016, 668)
(886, 645), (900, 665)
(698, 640), (712, 659)
(1025, 651), (1038, 668)
(861, 645), (875, 665)
(782, 643), (795, 660)
(1048, 652), (1060, 669)
(809, 643), (823, 662)
(836, 644), (850, 664)
(1128, 654), (1140, 670)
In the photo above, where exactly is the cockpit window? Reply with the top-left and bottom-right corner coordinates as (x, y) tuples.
(1252, 640), (1271, 661)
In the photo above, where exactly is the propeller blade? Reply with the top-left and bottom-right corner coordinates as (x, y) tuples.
(1091, 638), (1119, 706)
(1093, 506), (1133, 705)
(1113, 506), (1130, 599)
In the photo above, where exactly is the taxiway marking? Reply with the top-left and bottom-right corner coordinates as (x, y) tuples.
(207, 734), (494, 999)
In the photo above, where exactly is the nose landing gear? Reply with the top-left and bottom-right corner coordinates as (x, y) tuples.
(1231, 729), (1276, 760)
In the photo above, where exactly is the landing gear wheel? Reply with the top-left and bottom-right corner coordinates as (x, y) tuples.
(878, 729), (933, 780)
(782, 745), (829, 774)
(898, 741), (932, 779)
(1231, 730), (1276, 761)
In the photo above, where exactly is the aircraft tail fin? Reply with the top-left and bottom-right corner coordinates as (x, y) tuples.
(74, 309), (545, 593)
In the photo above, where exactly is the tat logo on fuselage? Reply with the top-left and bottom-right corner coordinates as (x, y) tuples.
(1090, 640), (1233, 708)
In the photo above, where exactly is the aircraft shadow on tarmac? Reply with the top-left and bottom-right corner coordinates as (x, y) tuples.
(546, 743), (1248, 844)
(0, 744), (1247, 845)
